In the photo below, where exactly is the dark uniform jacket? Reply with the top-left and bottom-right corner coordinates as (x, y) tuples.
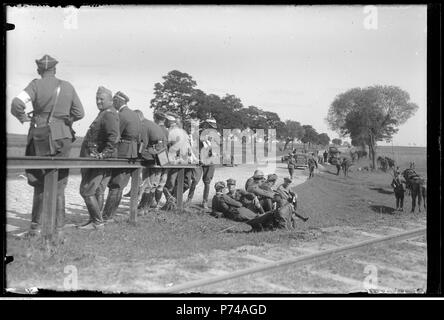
(117, 106), (140, 159)
(212, 192), (257, 222)
(140, 119), (168, 147)
(226, 189), (256, 205)
(287, 156), (297, 169)
(11, 74), (84, 141)
(307, 157), (318, 168)
(247, 180), (276, 199)
(80, 107), (119, 158)
(391, 177), (406, 193)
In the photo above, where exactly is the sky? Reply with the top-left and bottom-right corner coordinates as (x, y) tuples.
(6, 5), (427, 146)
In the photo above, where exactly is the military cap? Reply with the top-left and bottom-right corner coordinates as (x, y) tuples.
(284, 177), (292, 183)
(36, 54), (58, 72)
(267, 174), (278, 182)
(96, 86), (112, 97)
(214, 181), (226, 190)
(226, 178), (236, 186)
(113, 91), (129, 103)
(253, 170), (264, 179)
(205, 117), (217, 128)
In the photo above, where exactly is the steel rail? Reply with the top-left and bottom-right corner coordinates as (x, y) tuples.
(160, 227), (426, 293)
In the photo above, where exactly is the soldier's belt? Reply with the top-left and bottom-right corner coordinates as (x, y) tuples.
(119, 138), (138, 143)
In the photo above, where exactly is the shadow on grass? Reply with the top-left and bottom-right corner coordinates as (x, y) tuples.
(369, 187), (394, 195)
(369, 205), (396, 215)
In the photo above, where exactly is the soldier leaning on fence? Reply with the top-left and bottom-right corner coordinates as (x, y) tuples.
(10, 54), (84, 236)
(102, 91), (141, 222)
(162, 112), (188, 209)
(226, 178), (266, 215)
(78, 86), (119, 230)
(211, 181), (257, 222)
(134, 110), (169, 214)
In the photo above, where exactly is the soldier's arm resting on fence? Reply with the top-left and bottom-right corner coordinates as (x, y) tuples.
(101, 110), (120, 158)
(69, 87), (85, 121)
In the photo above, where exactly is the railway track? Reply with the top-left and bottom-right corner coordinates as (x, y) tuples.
(143, 222), (427, 294)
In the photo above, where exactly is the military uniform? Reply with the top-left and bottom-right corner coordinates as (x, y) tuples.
(102, 91), (141, 220)
(307, 156), (317, 179)
(391, 176), (406, 211)
(287, 155), (296, 179)
(199, 118), (218, 208)
(10, 55), (84, 233)
(211, 182), (257, 222)
(137, 114), (169, 212)
(78, 87), (119, 228)
(226, 178), (265, 214)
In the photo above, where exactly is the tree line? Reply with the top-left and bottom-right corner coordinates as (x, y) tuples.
(149, 70), (331, 146)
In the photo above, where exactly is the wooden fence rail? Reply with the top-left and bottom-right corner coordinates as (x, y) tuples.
(7, 156), (199, 240)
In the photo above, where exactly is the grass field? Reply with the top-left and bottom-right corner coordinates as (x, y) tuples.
(5, 140), (427, 292)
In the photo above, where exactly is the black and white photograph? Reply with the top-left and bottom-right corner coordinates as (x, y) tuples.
(4, 5), (430, 295)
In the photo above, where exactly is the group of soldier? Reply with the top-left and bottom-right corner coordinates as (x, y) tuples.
(10, 55), (218, 235)
(211, 170), (308, 231)
(286, 150), (319, 180)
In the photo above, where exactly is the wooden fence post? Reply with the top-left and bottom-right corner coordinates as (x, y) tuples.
(129, 167), (142, 223)
(41, 169), (58, 241)
(176, 168), (184, 210)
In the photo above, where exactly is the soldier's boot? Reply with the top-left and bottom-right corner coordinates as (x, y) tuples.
(138, 192), (153, 215)
(154, 190), (163, 209)
(79, 196), (103, 229)
(202, 183), (210, 209)
(102, 189), (122, 222)
(96, 192), (105, 213)
(28, 189), (43, 237)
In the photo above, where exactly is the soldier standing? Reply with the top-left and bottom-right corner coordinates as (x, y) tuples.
(307, 153), (318, 179)
(102, 91), (141, 221)
(10, 54), (84, 236)
(391, 172), (406, 211)
(199, 118), (218, 209)
(323, 150), (328, 163)
(78, 86), (119, 229)
(287, 153), (296, 179)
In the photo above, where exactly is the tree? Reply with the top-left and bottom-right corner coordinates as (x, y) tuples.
(326, 85), (419, 169)
(285, 120), (305, 140)
(332, 138), (342, 146)
(317, 133), (330, 146)
(150, 70), (198, 124)
(301, 125), (319, 146)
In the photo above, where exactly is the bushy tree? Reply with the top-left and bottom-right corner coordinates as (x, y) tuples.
(317, 133), (330, 146)
(326, 85), (418, 169)
(332, 138), (342, 146)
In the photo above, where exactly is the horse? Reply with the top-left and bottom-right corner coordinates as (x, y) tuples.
(385, 157), (395, 170)
(341, 158), (352, 177)
(377, 156), (388, 171)
(402, 169), (427, 213)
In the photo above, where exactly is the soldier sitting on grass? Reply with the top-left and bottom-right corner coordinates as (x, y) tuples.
(211, 181), (258, 222)
(226, 178), (265, 215)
